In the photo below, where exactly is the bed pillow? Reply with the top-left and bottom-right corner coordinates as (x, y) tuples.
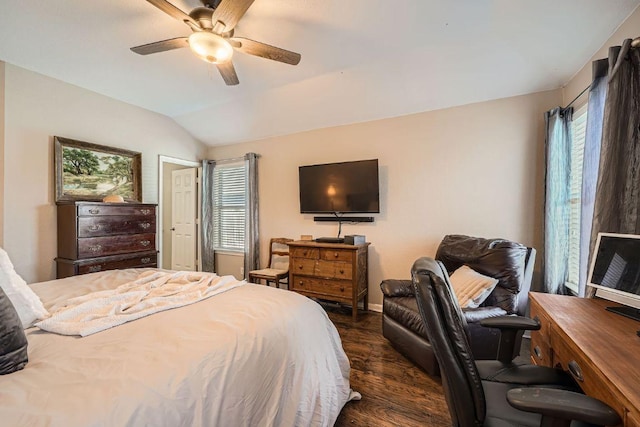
(0, 279), (28, 374)
(449, 265), (499, 309)
(0, 248), (49, 328)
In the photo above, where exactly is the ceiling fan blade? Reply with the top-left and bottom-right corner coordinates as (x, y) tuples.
(146, 0), (201, 31)
(217, 61), (240, 85)
(231, 37), (301, 65)
(130, 37), (189, 55)
(211, 0), (255, 33)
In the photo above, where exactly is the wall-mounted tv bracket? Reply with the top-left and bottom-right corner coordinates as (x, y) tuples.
(313, 216), (374, 223)
(313, 213), (374, 239)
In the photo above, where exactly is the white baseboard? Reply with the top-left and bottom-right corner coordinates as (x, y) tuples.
(367, 303), (382, 313)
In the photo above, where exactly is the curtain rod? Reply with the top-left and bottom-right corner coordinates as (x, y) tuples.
(563, 36), (639, 110)
(564, 84), (590, 109)
(203, 153), (261, 165)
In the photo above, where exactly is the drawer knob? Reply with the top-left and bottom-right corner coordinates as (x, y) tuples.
(298, 281), (304, 286)
(88, 265), (102, 272)
(334, 252), (339, 258)
(139, 222), (151, 229)
(339, 269), (344, 274)
(89, 245), (102, 252)
(533, 346), (543, 360)
(340, 286), (345, 292)
(141, 257), (151, 263)
(89, 209), (100, 215)
(89, 225), (100, 231)
(298, 265), (303, 269)
(140, 209), (151, 215)
(568, 360), (584, 382)
(140, 240), (151, 247)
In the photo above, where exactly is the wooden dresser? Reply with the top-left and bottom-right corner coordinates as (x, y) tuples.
(56, 201), (158, 278)
(530, 292), (640, 427)
(288, 240), (369, 321)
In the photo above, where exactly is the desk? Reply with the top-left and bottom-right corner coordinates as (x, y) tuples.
(529, 292), (640, 427)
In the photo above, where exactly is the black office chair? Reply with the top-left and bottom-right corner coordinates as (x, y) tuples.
(411, 257), (621, 427)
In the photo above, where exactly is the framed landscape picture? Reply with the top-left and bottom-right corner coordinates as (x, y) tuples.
(54, 137), (142, 203)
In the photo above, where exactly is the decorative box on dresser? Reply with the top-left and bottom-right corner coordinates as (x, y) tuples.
(288, 240), (369, 321)
(56, 201), (158, 278)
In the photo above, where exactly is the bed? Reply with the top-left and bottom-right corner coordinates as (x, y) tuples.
(0, 268), (355, 427)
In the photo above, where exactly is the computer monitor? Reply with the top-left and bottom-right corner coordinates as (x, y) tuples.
(587, 232), (640, 320)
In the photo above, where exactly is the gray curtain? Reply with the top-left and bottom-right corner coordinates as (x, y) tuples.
(543, 107), (573, 294)
(201, 160), (216, 272)
(577, 59), (608, 296)
(243, 153), (260, 279)
(589, 40), (640, 261)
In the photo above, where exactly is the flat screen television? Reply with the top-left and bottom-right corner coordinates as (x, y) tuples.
(298, 159), (380, 214)
(587, 232), (640, 319)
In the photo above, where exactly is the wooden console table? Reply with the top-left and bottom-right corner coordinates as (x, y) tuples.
(288, 240), (369, 321)
(529, 292), (640, 426)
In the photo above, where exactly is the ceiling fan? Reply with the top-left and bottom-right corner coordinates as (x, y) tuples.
(131, 0), (301, 85)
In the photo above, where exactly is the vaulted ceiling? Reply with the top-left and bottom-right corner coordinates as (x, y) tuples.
(0, 1), (638, 145)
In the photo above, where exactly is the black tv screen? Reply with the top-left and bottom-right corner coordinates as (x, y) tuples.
(299, 159), (380, 214)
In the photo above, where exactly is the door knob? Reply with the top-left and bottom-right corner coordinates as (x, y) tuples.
(170, 227), (176, 231)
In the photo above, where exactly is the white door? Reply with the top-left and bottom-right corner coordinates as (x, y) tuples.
(171, 168), (197, 270)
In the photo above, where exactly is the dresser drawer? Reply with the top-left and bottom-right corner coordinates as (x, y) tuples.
(78, 216), (156, 237)
(316, 260), (352, 279)
(77, 233), (156, 258)
(290, 275), (352, 299)
(56, 251), (157, 278)
(319, 248), (352, 262)
(77, 252), (157, 274)
(78, 204), (156, 217)
(291, 258), (316, 275)
(290, 247), (319, 259)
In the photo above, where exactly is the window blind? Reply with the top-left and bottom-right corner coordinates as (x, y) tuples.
(212, 164), (246, 252)
(566, 104), (588, 293)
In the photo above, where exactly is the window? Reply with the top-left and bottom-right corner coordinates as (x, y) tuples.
(212, 163), (246, 252)
(565, 104), (588, 293)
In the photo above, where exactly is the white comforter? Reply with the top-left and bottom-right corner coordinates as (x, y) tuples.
(0, 269), (353, 427)
(36, 270), (245, 336)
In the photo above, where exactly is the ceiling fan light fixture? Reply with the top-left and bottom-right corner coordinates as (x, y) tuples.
(188, 31), (233, 64)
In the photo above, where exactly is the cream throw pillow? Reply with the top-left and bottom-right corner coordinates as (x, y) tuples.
(0, 247), (49, 328)
(449, 265), (499, 309)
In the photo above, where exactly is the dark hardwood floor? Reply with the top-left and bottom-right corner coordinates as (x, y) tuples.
(324, 304), (451, 427)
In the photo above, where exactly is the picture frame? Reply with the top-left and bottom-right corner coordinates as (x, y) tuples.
(54, 136), (142, 203)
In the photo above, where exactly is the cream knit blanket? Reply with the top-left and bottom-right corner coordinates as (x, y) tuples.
(36, 270), (245, 336)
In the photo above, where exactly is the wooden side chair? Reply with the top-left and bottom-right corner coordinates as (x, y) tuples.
(248, 238), (294, 288)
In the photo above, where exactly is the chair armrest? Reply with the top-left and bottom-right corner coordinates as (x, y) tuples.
(380, 279), (414, 297)
(463, 307), (508, 323)
(479, 316), (539, 364)
(480, 315), (541, 331)
(507, 388), (621, 426)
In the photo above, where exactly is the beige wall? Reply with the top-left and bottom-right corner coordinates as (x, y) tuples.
(2, 64), (206, 283)
(209, 90), (561, 306)
(564, 7), (640, 106)
(0, 62), (5, 246)
(215, 253), (244, 280)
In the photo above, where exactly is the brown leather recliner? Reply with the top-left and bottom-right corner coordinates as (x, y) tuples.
(380, 234), (536, 376)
